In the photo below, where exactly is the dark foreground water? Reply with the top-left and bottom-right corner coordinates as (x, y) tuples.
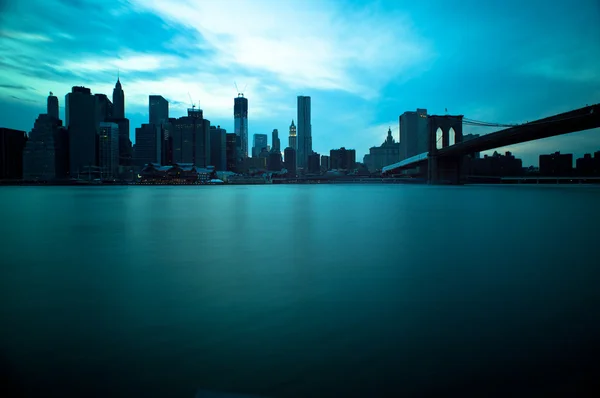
(1, 185), (599, 398)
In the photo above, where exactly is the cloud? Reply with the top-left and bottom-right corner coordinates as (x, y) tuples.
(0, 29), (52, 42)
(127, 0), (433, 99)
(59, 52), (182, 73)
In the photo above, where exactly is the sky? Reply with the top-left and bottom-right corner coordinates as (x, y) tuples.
(0, 0), (599, 166)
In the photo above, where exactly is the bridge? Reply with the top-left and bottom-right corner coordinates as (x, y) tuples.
(382, 104), (600, 184)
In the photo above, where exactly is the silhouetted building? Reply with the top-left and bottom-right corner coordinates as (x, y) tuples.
(284, 147), (296, 176)
(576, 152), (600, 176)
(365, 127), (400, 172)
(149, 95), (169, 125)
(252, 134), (268, 158)
(271, 129), (280, 153)
(463, 133), (481, 159)
(267, 151), (282, 171)
(0, 128), (27, 179)
(234, 94), (248, 159)
(288, 119), (297, 153)
(112, 77), (125, 119)
(210, 125), (227, 171)
(470, 151), (523, 176)
(135, 124), (162, 167)
(241, 156), (266, 173)
(47, 92), (59, 120)
(399, 108), (428, 160)
(95, 93), (113, 122)
(98, 122), (119, 179)
(539, 151), (572, 176)
(321, 155), (330, 172)
(308, 151), (320, 174)
(330, 147), (356, 170)
(297, 96), (312, 169)
(171, 108), (209, 167)
(226, 133), (239, 172)
(66, 86), (98, 176)
(23, 114), (69, 181)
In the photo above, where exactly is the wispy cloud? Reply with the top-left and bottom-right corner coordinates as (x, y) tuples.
(0, 29), (52, 42)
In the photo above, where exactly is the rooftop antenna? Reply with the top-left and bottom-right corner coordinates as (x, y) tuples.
(188, 92), (195, 110)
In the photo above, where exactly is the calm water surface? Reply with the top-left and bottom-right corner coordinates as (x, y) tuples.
(1, 185), (599, 397)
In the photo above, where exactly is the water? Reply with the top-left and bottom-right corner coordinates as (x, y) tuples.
(0, 185), (599, 397)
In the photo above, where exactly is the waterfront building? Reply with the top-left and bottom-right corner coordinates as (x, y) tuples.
(210, 125), (227, 171)
(0, 128), (27, 179)
(66, 86), (98, 176)
(98, 122), (119, 179)
(399, 108), (428, 160)
(23, 112), (68, 181)
(297, 96), (311, 168)
(365, 127), (400, 173)
(539, 152), (573, 176)
(330, 147), (356, 170)
(284, 147), (297, 176)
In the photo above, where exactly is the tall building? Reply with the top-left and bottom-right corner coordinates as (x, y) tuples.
(297, 96), (312, 168)
(23, 113), (69, 181)
(226, 133), (239, 172)
(171, 107), (209, 167)
(272, 129), (280, 153)
(112, 77), (125, 119)
(252, 134), (268, 158)
(0, 128), (27, 179)
(330, 147), (356, 170)
(288, 120), (297, 151)
(98, 122), (119, 179)
(234, 94), (248, 159)
(149, 95), (169, 125)
(539, 152), (573, 176)
(321, 155), (330, 171)
(364, 127), (400, 172)
(284, 147), (296, 176)
(95, 93), (113, 122)
(399, 108), (428, 161)
(135, 124), (162, 167)
(66, 86), (99, 176)
(210, 126), (227, 171)
(267, 151), (282, 171)
(47, 92), (59, 120)
(110, 78), (131, 167)
(307, 151), (321, 174)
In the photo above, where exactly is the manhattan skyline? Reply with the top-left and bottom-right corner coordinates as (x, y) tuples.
(1, 0), (599, 166)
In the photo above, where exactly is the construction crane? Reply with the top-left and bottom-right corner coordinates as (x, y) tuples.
(188, 92), (195, 110)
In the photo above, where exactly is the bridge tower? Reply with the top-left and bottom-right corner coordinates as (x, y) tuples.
(427, 115), (464, 184)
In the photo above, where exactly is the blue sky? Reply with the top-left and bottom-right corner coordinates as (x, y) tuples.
(0, 0), (599, 166)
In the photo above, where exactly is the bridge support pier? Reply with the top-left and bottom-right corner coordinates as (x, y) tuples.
(428, 155), (466, 185)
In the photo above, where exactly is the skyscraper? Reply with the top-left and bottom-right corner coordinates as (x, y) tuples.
(47, 92), (59, 120)
(149, 95), (169, 125)
(0, 128), (27, 179)
(170, 107), (209, 166)
(272, 129), (280, 153)
(135, 124), (161, 167)
(66, 86), (98, 176)
(98, 122), (119, 179)
(113, 77), (125, 119)
(111, 78), (131, 167)
(23, 112), (69, 181)
(210, 125), (227, 171)
(297, 96), (311, 169)
(225, 133), (239, 172)
(252, 134), (268, 158)
(234, 94), (248, 159)
(288, 120), (297, 151)
(284, 147), (296, 176)
(399, 108), (428, 161)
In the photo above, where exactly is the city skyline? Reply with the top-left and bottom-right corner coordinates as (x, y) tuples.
(1, 0), (599, 166)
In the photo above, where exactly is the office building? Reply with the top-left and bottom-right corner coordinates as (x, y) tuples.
(399, 108), (428, 160)
(321, 155), (330, 172)
(330, 147), (356, 170)
(98, 122), (119, 179)
(149, 95), (169, 125)
(288, 119), (297, 151)
(226, 133), (239, 172)
(210, 125), (227, 171)
(170, 108), (210, 167)
(365, 127), (401, 172)
(135, 124), (162, 167)
(284, 147), (296, 176)
(576, 152), (600, 176)
(307, 151), (321, 174)
(66, 86), (99, 176)
(112, 77), (125, 119)
(297, 96), (312, 168)
(95, 93), (113, 122)
(470, 151), (523, 176)
(0, 128), (27, 179)
(47, 92), (59, 120)
(252, 134), (268, 158)
(539, 152), (573, 176)
(234, 94), (248, 158)
(23, 113), (69, 181)
(267, 151), (282, 171)
(272, 129), (280, 153)
(197, 118), (211, 168)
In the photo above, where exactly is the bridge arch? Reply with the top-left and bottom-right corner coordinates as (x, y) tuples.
(448, 127), (456, 146)
(428, 115), (463, 153)
(435, 127), (443, 150)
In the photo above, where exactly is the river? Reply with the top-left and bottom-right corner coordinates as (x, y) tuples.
(1, 185), (599, 397)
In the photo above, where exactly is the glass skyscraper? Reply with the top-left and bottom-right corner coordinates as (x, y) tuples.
(234, 94), (248, 159)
